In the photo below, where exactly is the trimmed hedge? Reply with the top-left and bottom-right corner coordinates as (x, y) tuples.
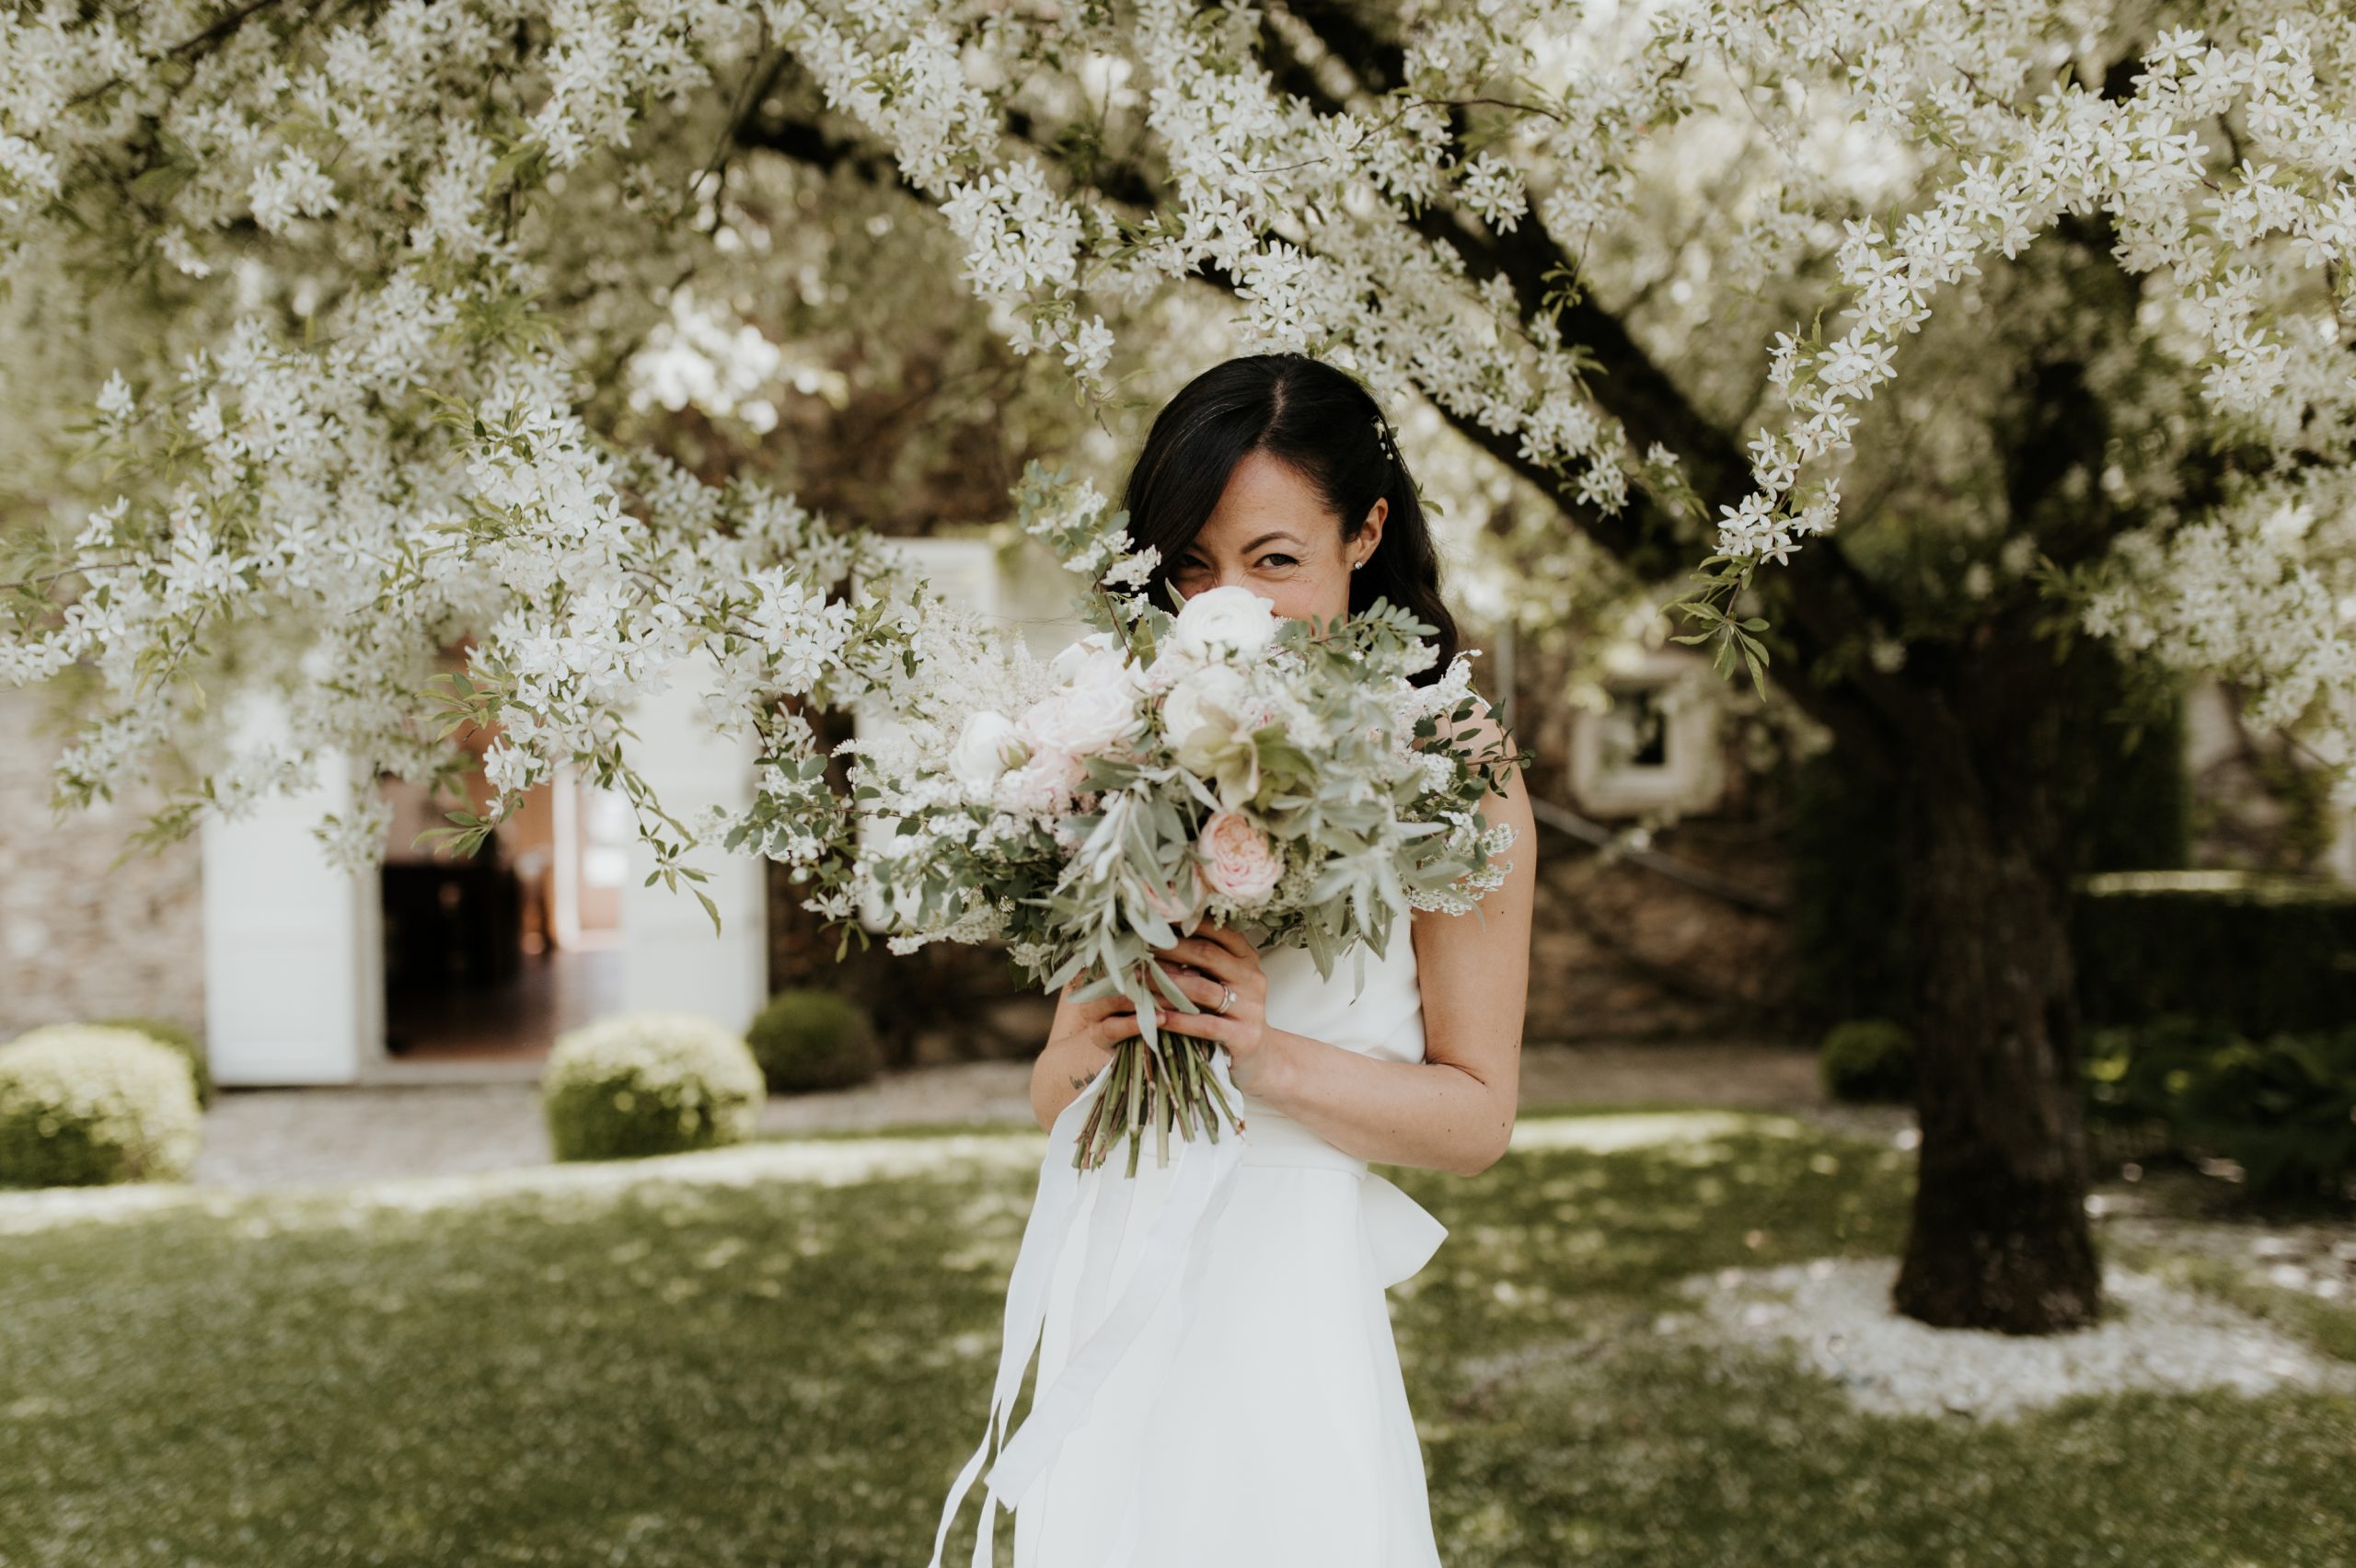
(0, 1024), (203, 1188)
(1819, 1019), (1916, 1104)
(746, 989), (882, 1094)
(1786, 751), (1918, 1033)
(1785, 659), (2189, 1034)
(2073, 870), (2356, 1035)
(542, 1012), (765, 1163)
(1789, 785), (2356, 1043)
(95, 1016), (214, 1108)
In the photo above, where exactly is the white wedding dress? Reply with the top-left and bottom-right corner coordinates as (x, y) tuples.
(926, 935), (1449, 1568)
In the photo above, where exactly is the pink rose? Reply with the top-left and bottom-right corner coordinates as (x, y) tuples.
(1195, 810), (1282, 905)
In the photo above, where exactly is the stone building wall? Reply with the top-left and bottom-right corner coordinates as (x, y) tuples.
(1523, 820), (1794, 1045)
(0, 689), (206, 1040)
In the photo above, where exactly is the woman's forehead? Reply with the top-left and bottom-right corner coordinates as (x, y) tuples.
(1195, 452), (1339, 548)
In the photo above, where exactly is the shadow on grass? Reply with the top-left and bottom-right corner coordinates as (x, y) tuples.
(2, 1110), (2349, 1566)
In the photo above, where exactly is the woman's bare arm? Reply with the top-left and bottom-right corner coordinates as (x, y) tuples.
(1243, 712), (1536, 1178)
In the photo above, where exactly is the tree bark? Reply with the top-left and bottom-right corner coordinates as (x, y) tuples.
(1888, 633), (2103, 1332)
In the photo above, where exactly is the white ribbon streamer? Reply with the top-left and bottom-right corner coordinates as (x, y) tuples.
(924, 1049), (1251, 1568)
(1100, 1102), (1251, 1567)
(924, 1062), (1105, 1568)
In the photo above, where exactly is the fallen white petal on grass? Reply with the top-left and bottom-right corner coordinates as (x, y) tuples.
(1682, 1256), (2356, 1420)
(1507, 1111), (1804, 1154)
(0, 1131), (1051, 1235)
(0, 1111), (1811, 1235)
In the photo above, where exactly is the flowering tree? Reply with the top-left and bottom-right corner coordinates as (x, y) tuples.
(6, 0), (2354, 1333)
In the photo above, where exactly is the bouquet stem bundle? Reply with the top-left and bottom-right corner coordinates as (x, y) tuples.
(1071, 1031), (1247, 1174)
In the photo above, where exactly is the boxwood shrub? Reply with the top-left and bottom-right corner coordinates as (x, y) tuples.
(2085, 1014), (2356, 1202)
(94, 1016), (214, 1108)
(1819, 1018), (1917, 1104)
(542, 1012), (765, 1162)
(745, 989), (882, 1094)
(0, 1024), (203, 1187)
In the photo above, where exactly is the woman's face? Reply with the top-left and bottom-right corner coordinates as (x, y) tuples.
(1168, 450), (1386, 628)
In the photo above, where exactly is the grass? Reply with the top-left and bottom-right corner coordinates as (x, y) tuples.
(0, 1111), (2350, 1567)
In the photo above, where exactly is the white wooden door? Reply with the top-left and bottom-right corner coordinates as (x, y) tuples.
(619, 657), (768, 1031)
(200, 706), (384, 1085)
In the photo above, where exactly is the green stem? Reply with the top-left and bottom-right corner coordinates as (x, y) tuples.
(1072, 1055), (1114, 1169)
(1152, 1039), (1170, 1167)
(1125, 1036), (1147, 1177)
(1090, 1043), (1133, 1170)
(1080, 1032), (1245, 1173)
(1168, 1038), (1199, 1142)
(1198, 1046), (1244, 1133)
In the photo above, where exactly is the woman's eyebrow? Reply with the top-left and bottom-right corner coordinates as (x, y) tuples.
(1240, 531), (1305, 551)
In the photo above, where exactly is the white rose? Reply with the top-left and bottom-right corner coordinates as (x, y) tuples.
(1018, 681), (1142, 756)
(1161, 663), (1252, 749)
(1168, 585), (1281, 662)
(992, 747), (1091, 816)
(1046, 629), (1134, 690)
(950, 710), (1028, 793)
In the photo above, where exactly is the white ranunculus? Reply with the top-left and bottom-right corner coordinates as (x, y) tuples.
(1161, 663), (1252, 749)
(950, 710), (1029, 792)
(1046, 629), (1128, 687)
(1168, 585), (1282, 662)
(991, 746), (1090, 816)
(1018, 680), (1142, 756)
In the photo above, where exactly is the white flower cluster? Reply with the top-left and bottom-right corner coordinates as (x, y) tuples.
(1681, 8), (2356, 572)
(0, 1), (926, 908)
(1003, 460), (1163, 602)
(7, 0), (2356, 882)
(2085, 470), (2356, 804)
(856, 586), (1521, 1019)
(784, 0), (2356, 799)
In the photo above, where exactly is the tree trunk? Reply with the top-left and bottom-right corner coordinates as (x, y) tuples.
(1888, 646), (2104, 1333)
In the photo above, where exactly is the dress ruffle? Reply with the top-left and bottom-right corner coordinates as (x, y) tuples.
(925, 1054), (1449, 1568)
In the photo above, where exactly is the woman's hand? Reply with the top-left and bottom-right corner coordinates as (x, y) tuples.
(1048, 978), (1144, 1070)
(1146, 923), (1275, 1094)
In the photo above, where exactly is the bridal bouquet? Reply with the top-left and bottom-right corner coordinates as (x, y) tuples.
(852, 585), (1520, 1174)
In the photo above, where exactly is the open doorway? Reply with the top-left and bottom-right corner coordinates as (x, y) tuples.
(378, 765), (627, 1063)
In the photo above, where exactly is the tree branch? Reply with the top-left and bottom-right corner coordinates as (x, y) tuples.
(742, 13), (1918, 766)
(1264, 4), (1917, 768)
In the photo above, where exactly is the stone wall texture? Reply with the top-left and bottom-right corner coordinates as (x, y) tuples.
(0, 689), (206, 1041)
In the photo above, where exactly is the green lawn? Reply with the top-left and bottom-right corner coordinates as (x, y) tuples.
(1, 1112), (2350, 1567)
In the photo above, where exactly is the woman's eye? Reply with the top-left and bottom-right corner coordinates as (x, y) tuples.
(1258, 555), (1297, 569)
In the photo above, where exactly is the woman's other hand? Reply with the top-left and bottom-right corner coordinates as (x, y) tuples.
(1146, 923), (1275, 1094)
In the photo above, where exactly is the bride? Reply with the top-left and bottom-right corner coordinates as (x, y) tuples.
(930, 352), (1536, 1568)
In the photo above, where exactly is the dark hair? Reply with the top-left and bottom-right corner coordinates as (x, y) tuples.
(1119, 352), (1460, 684)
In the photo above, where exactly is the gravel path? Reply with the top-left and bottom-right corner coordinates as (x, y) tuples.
(180, 1041), (1867, 1193)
